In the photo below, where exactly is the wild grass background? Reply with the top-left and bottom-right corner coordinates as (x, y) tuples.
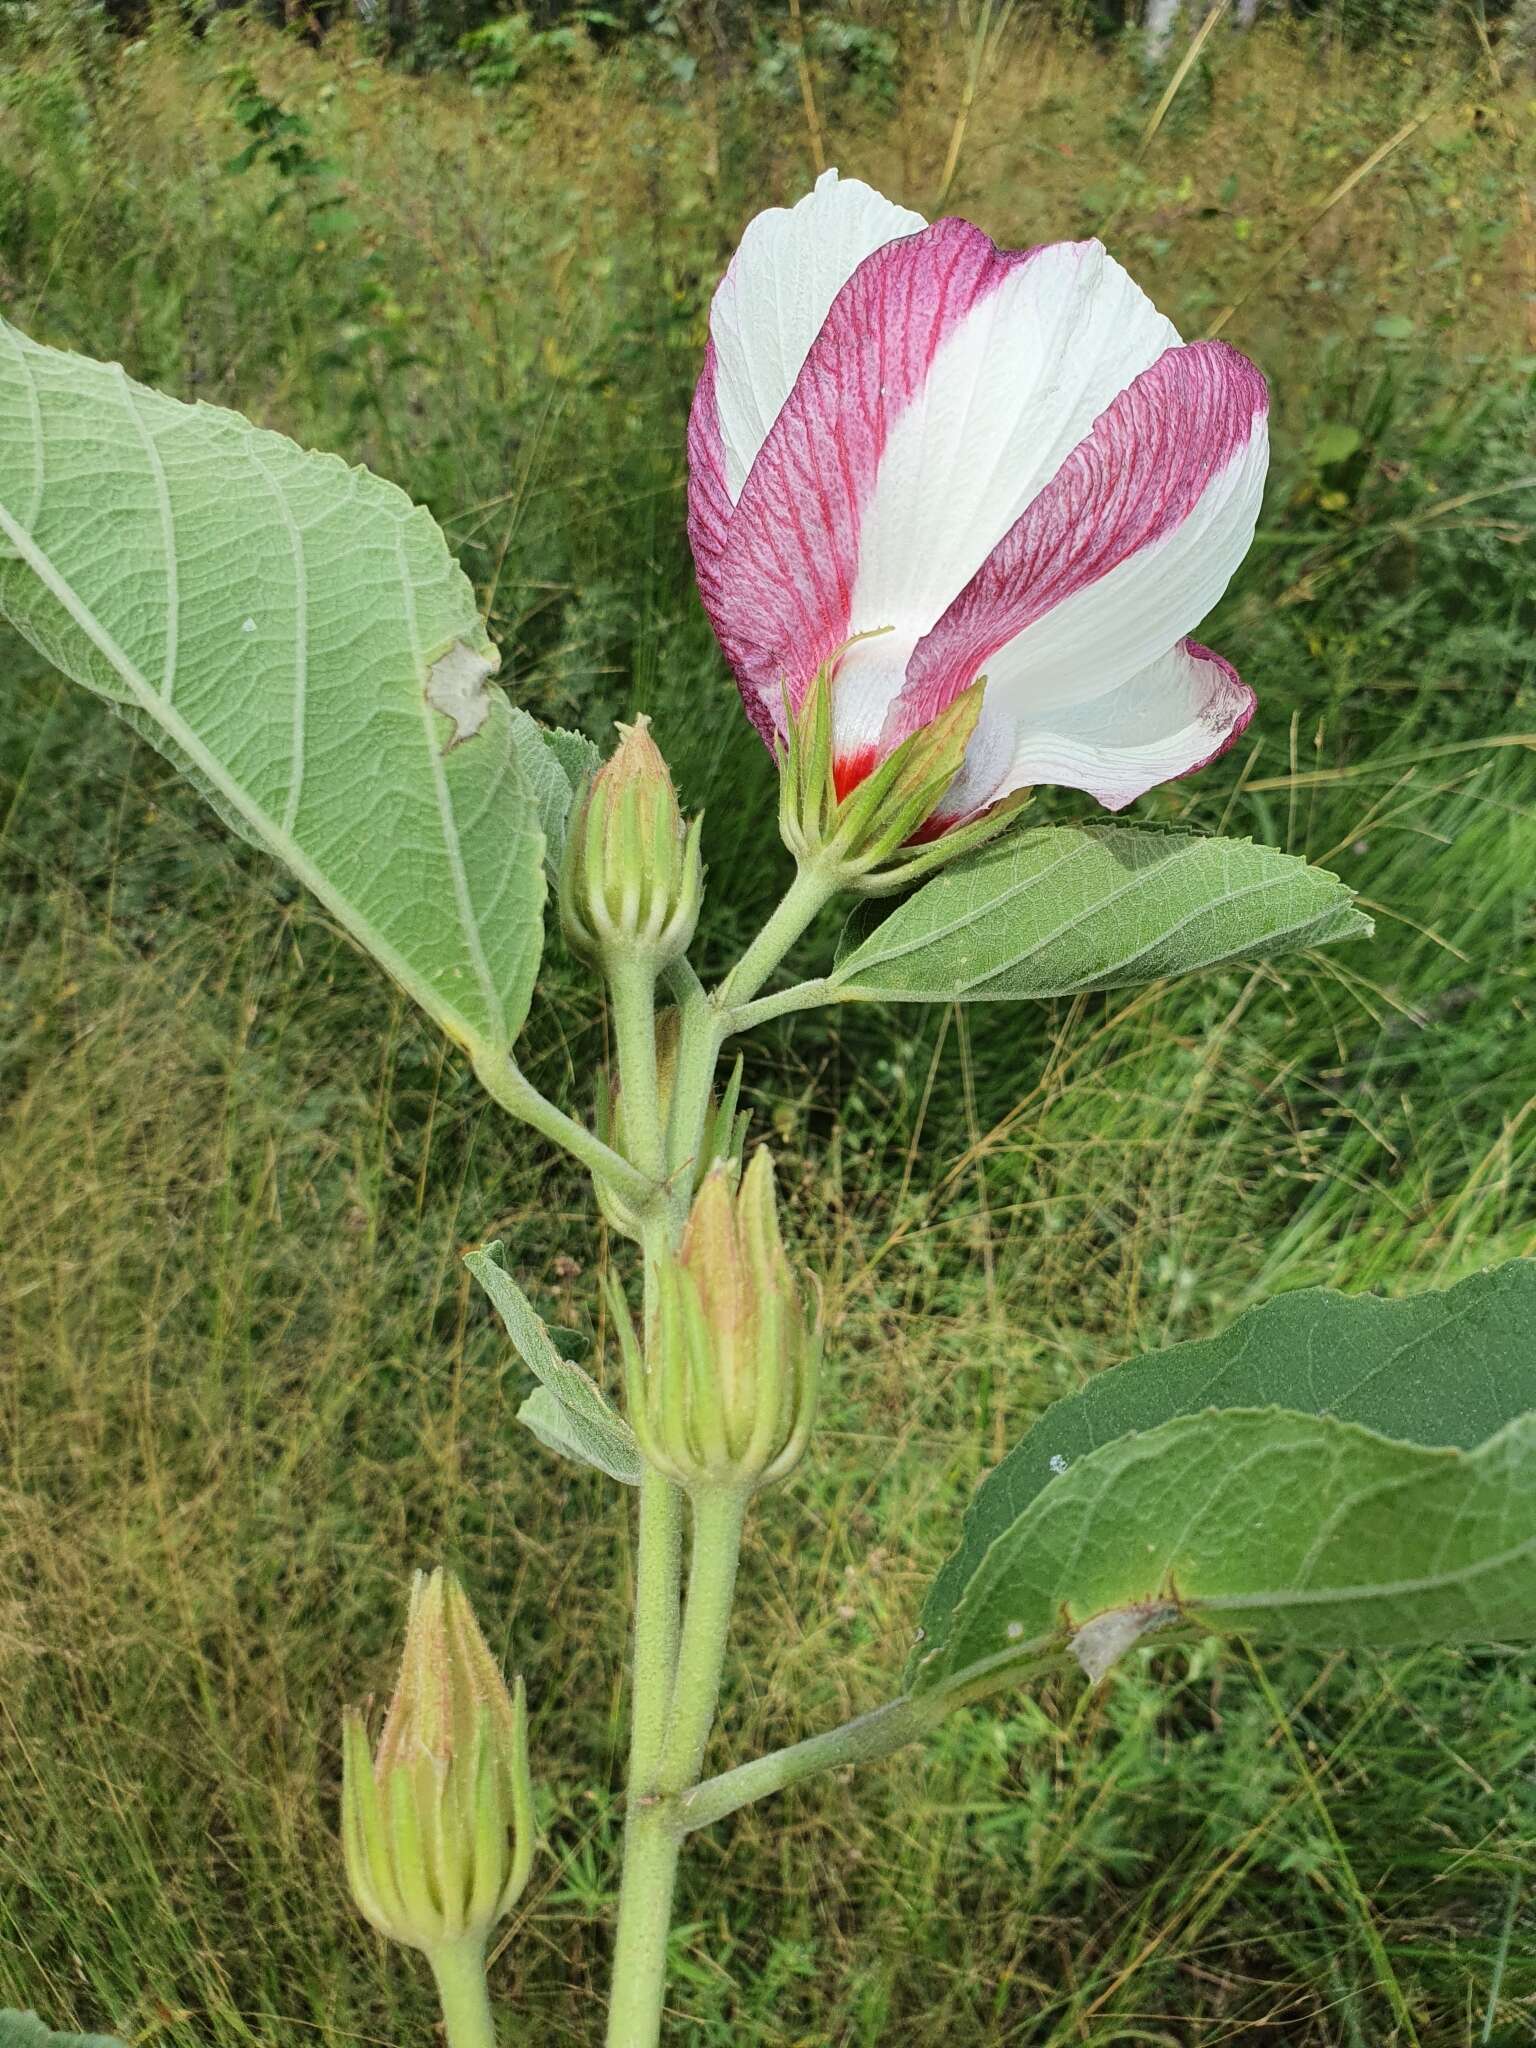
(2, 4), (1534, 2042)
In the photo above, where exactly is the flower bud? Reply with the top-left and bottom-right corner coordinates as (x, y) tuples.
(612, 1151), (820, 1492)
(779, 668), (1028, 895)
(595, 1010), (750, 1241)
(559, 717), (703, 964)
(341, 1569), (535, 1958)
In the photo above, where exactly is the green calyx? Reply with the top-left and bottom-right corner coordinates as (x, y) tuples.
(612, 1150), (821, 1492)
(560, 716), (704, 965)
(778, 667), (1029, 896)
(341, 1570), (536, 1958)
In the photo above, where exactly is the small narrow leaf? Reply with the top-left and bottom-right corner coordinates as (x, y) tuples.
(911, 1262), (1536, 1700)
(0, 319), (544, 1059)
(508, 709), (600, 881)
(543, 723), (603, 796)
(465, 1241), (640, 1484)
(517, 1385), (640, 1484)
(831, 825), (1369, 1004)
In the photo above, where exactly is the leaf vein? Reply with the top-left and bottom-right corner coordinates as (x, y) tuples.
(117, 368), (179, 702)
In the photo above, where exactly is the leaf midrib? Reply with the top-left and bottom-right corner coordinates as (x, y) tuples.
(926, 1523), (1536, 1696)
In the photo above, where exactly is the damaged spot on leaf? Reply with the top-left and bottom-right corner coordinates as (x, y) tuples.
(426, 640), (499, 751)
(1069, 1600), (1179, 1684)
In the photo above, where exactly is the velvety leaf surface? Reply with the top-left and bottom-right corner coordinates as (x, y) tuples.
(917, 1261), (1536, 1665)
(912, 1409), (1536, 1697)
(832, 825), (1369, 1002)
(509, 708), (599, 880)
(516, 1385), (640, 1484)
(464, 1242), (641, 1484)
(0, 319), (544, 1057)
(911, 1263), (1536, 1697)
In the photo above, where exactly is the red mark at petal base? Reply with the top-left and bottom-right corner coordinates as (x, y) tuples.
(904, 809), (955, 845)
(833, 745), (878, 803)
(831, 745), (963, 844)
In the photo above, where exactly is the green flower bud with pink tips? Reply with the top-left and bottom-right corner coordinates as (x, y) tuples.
(559, 716), (703, 966)
(341, 1569), (536, 1960)
(611, 1150), (821, 1493)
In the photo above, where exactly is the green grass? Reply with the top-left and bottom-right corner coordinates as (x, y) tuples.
(2, 7), (1535, 2044)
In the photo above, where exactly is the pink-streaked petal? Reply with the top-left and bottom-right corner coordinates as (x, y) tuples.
(709, 168), (926, 503)
(890, 340), (1269, 747)
(845, 239), (1180, 665)
(684, 339), (774, 737)
(705, 217), (1036, 743)
(930, 638), (1256, 823)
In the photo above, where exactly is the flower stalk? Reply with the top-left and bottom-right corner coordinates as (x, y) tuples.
(596, 1007), (749, 1241)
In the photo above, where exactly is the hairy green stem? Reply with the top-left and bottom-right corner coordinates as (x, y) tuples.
(677, 1646), (1069, 1836)
(677, 1694), (943, 1834)
(662, 953), (708, 1017)
(726, 977), (839, 1035)
(429, 1938), (498, 2048)
(604, 946), (693, 2047)
(605, 1803), (682, 2048)
(607, 1275), (687, 2048)
(606, 1489), (746, 2048)
(607, 956), (667, 1182)
(604, 863), (841, 2044)
(616, 968), (687, 1776)
(657, 1489), (748, 1796)
(713, 861), (839, 1018)
(627, 1468), (684, 1788)
(473, 1051), (657, 1214)
(662, 963), (724, 1220)
(606, 1470), (685, 2045)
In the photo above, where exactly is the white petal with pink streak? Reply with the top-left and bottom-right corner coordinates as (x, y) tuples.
(700, 218), (1029, 732)
(845, 240), (1180, 663)
(963, 638), (1257, 814)
(888, 341), (1268, 760)
(949, 406), (1266, 725)
(709, 169), (925, 502)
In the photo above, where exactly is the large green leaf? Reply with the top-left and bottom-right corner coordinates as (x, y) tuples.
(464, 1242), (641, 1484)
(910, 1263), (1536, 1698)
(832, 826), (1370, 1003)
(0, 319), (544, 1058)
(917, 1261), (1536, 1664)
(911, 1409), (1536, 1697)
(0, 2013), (125, 2048)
